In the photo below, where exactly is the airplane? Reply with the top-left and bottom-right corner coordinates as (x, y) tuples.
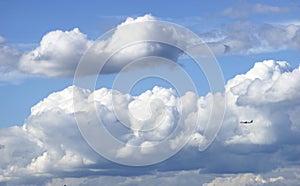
(224, 44), (231, 53)
(240, 120), (253, 124)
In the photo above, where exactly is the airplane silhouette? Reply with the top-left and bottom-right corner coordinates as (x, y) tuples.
(240, 120), (253, 124)
(224, 44), (231, 53)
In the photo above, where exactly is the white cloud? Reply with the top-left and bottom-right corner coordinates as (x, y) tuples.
(203, 173), (285, 186)
(223, 60), (300, 145)
(18, 15), (184, 77)
(19, 28), (92, 77)
(1, 14), (299, 80)
(1, 60), (300, 185)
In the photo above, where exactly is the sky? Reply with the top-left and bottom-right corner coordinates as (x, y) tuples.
(1, 0), (300, 185)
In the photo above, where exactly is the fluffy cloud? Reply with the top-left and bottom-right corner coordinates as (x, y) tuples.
(2, 15), (188, 79)
(22, 13), (300, 78)
(1, 60), (300, 185)
(223, 60), (300, 144)
(18, 15), (185, 77)
(1, 14), (299, 80)
(18, 28), (92, 77)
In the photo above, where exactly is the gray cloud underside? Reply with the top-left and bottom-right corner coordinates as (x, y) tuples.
(45, 168), (300, 186)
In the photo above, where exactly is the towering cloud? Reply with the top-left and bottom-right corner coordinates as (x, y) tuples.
(1, 60), (300, 185)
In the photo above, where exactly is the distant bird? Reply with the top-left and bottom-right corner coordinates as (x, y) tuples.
(0, 144), (5, 150)
(240, 120), (253, 124)
(224, 44), (231, 53)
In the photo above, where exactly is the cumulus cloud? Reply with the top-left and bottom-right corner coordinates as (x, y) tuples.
(2, 15), (189, 79)
(18, 28), (92, 77)
(18, 15), (185, 77)
(222, 60), (300, 145)
(1, 59), (300, 185)
(21, 13), (300, 78)
(1, 14), (299, 80)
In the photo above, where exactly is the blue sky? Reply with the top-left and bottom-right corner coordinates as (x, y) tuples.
(1, 0), (300, 185)
(1, 0), (300, 127)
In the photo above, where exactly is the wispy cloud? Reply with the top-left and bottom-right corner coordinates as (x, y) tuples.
(0, 40), (26, 84)
(0, 36), (5, 43)
(253, 3), (289, 14)
(200, 22), (300, 55)
(222, 8), (248, 19)
(222, 3), (290, 19)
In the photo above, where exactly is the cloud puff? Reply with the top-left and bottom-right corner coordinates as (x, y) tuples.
(1, 60), (300, 185)
(18, 15), (184, 77)
(1, 14), (298, 80)
(2, 15), (188, 79)
(18, 28), (92, 77)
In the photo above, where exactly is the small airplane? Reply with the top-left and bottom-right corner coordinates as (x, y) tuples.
(240, 120), (253, 124)
(224, 44), (231, 53)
